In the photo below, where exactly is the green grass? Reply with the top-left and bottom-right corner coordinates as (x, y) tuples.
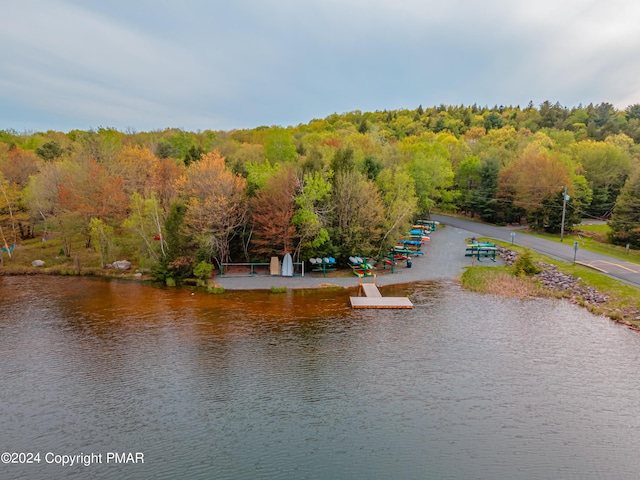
(575, 223), (609, 234)
(518, 226), (640, 265)
(0, 231), (143, 280)
(1, 236), (99, 272)
(460, 266), (507, 292)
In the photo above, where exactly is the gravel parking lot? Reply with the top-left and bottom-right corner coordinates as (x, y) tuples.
(215, 225), (500, 290)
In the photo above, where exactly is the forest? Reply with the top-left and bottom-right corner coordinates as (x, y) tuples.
(1, 101), (640, 282)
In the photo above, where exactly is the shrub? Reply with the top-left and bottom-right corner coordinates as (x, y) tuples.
(193, 260), (214, 286)
(513, 248), (540, 277)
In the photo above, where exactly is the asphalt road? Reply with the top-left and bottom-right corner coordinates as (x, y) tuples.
(431, 214), (640, 288)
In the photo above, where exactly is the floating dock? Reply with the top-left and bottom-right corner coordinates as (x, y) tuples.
(350, 278), (413, 309)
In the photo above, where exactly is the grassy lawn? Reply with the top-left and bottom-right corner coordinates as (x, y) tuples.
(0, 230), (139, 277)
(518, 224), (640, 265)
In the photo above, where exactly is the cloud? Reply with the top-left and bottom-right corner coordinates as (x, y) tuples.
(0, 0), (234, 129)
(1, 0), (639, 132)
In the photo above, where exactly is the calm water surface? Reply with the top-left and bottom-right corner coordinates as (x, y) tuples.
(1, 276), (639, 480)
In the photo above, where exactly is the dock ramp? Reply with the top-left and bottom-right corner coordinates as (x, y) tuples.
(350, 277), (413, 309)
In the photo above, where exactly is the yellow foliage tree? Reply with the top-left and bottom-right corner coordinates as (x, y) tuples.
(177, 151), (247, 265)
(499, 149), (572, 211)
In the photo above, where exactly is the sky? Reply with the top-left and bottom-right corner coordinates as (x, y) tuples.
(2, 0), (640, 133)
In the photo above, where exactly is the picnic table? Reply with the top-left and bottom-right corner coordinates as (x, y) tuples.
(465, 243), (497, 262)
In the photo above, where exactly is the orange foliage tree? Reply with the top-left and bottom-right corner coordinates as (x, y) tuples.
(108, 145), (160, 197)
(152, 158), (184, 213)
(1, 145), (42, 187)
(250, 166), (299, 258)
(58, 159), (128, 222)
(497, 148), (573, 226)
(177, 151), (247, 266)
(498, 149), (571, 211)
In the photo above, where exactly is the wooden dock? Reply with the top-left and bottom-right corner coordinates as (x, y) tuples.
(350, 280), (413, 309)
(361, 283), (382, 298)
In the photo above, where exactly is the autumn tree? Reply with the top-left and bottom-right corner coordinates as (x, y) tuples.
(177, 151), (247, 266)
(250, 166), (298, 258)
(108, 145), (160, 197)
(226, 143), (264, 176)
(498, 148), (573, 229)
(152, 158), (184, 213)
(0, 147), (37, 240)
(475, 126), (520, 166)
(58, 158), (128, 224)
(0, 173), (19, 256)
(376, 167), (418, 254)
(0, 145), (42, 186)
(28, 158), (128, 256)
(24, 162), (67, 246)
(0, 145), (40, 239)
(330, 170), (384, 259)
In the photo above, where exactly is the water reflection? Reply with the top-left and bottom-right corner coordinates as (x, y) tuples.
(1, 276), (639, 480)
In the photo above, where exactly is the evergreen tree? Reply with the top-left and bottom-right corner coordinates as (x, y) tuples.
(184, 145), (205, 166)
(608, 170), (640, 248)
(156, 141), (178, 159)
(164, 202), (188, 260)
(35, 141), (64, 162)
(363, 157), (382, 180)
(483, 112), (505, 131)
(330, 147), (355, 175)
(476, 159), (500, 222)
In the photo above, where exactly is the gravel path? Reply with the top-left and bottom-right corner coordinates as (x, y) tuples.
(215, 225), (502, 290)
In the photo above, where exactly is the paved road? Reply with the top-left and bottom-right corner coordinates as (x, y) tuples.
(431, 214), (640, 288)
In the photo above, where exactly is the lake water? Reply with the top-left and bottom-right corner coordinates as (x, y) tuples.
(1, 276), (639, 480)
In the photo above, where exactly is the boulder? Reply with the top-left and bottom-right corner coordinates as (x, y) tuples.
(32, 259), (45, 267)
(111, 260), (131, 270)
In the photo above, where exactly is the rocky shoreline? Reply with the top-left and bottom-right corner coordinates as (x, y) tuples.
(497, 246), (640, 331)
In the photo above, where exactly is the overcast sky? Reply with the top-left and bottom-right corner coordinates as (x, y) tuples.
(2, 0), (639, 133)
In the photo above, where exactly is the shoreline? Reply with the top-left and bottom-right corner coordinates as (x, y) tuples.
(0, 226), (482, 290)
(4, 225), (640, 332)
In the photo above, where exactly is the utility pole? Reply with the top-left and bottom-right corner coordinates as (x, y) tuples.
(560, 185), (568, 242)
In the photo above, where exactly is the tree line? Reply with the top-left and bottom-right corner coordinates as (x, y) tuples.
(1, 101), (640, 279)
